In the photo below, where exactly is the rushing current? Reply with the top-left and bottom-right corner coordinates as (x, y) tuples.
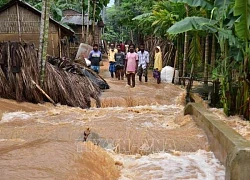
(0, 62), (225, 180)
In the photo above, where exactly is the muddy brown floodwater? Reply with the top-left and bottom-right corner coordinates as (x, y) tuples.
(0, 60), (225, 179)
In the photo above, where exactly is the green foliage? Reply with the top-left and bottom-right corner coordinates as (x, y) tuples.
(234, 0), (250, 41)
(169, 0), (213, 10)
(188, 32), (202, 65)
(0, 0), (9, 7)
(167, 16), (217, 34)
(151, 1), (185, 36)
(103, 0), (155, 42)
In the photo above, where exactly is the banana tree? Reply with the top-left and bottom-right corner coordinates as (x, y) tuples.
(167, 0), (245, 117)
(169, 0), (214, 80)
(234, 0), (250, 119)
(167, 16), (217, 79)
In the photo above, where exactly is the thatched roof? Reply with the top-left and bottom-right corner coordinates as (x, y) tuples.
(0, 42), (104, 108)
(0, 0), (74, 35)
(61, 14), (93, 26)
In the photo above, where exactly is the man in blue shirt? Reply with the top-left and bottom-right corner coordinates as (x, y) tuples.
(137, 44), (149, 82)
(88, 44), (102, 74)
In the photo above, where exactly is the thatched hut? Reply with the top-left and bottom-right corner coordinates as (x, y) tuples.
(61, 9), (104, 45)
(0, 0), (74, 58)
(0, 42), (105, 108)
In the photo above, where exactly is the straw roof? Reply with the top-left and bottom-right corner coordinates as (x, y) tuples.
(0, 0), (74, 35)
(0, 42), (102, 108)
(61, 14), (93, 26)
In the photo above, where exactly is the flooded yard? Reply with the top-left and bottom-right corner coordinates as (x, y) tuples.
(0, 60), (225, 179)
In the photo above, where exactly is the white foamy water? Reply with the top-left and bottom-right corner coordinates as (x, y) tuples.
(0, 104), (183, 127)
(1, 111), (33, 122)
(0, 138), (25, 142)
(0, 104), (225, 179)
(110, 150), (225, 180)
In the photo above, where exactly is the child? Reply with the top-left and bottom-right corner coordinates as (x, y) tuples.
(153, 46), (162, 84)
(125, 44), (138, 87)
(115, 44), (125, 80)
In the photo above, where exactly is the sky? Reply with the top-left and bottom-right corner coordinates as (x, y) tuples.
(107, 0), (114, 7)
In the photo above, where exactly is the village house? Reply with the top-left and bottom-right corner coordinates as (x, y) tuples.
(0, 0), (74, 57)
(61, 9), (105, 45)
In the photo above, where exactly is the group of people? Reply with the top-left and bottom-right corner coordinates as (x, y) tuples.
(88, 42), (163, 88)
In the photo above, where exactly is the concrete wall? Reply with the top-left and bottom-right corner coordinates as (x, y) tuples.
(184, 103), (250, 180)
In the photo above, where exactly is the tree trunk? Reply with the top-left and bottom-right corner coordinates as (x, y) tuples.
(210, 34), (216, 72)
(86, 0), (90, 44)
(243, 42), (249, 119)
(203, 34), (209, 85)
(183, 31), (188, 77)
(178, 35), (183, 84)
(130, 30), (134, 43)
(38, 0), (46, 69)
(183, 4), (189, 77)
(92, 0), (97, 43)
(81, 0), (85, 42)
(200, 36), (204, 67)
(16, 3), (21, 41)
(39, 0), (51, 86)
(172, 50), (178, 84)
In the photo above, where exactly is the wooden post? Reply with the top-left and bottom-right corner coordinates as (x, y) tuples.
(31, 80), (56, 106)
(51, 31), (55, 56)
(92, 0), (97, 44)
(16, 3), (22, 42)
(82, 0), (85, 42)
(67, 37), (70, 57)
(86, 0), (90, 44)
(172, 50), (178, 84)
(59, 27), (62, 58)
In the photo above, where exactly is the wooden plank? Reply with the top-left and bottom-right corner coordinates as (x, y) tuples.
(31, 80), (56, 106)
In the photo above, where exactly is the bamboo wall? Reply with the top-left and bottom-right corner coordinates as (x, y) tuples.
(0, 4), (61, 56)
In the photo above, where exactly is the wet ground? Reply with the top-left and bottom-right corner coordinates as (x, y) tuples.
(0, 60), (225, 179)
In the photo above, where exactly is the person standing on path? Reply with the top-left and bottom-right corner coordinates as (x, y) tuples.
(115, 44), (125, 80)
(153, 46), (163, 84)
(88, 44), (102, 74)
(108, 43), (118, 78)
(120, 41), (125, 53)
(137, 44), (149, 82)
(125, 44), (138, 87)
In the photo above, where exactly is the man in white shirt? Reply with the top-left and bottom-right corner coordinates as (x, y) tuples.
(137, 44), (149, 82)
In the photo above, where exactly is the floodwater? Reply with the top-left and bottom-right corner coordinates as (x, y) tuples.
(0, 60), (225, 179)
(209, 108), (250, 141)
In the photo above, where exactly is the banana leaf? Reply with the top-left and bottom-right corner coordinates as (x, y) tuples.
(167, 16), (217, 34)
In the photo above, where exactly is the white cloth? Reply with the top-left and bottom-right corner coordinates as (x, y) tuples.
(161, 66), (179, 83)
(85, 58), (91, 66)
(137, 50), (149, 69)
